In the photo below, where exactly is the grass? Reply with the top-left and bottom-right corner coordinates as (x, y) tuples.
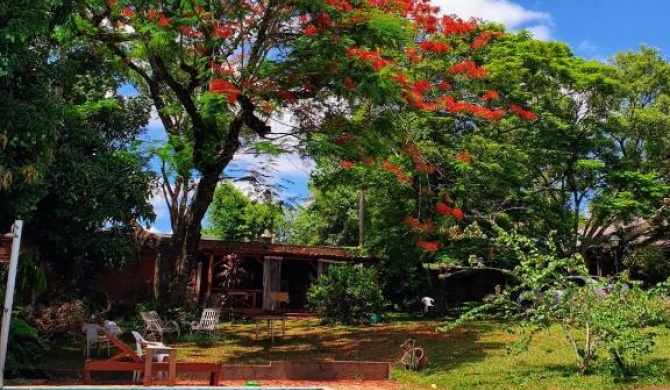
(43, 314), (670, 389)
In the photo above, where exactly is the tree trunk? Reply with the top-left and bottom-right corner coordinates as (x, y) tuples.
(153, 119), (243, 307)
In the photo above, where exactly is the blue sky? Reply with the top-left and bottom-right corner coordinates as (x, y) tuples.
(146, 0), (669, 233)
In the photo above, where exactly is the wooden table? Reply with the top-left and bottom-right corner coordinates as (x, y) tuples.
(254, 315), (287, 342)
(144, 346), (177, 386)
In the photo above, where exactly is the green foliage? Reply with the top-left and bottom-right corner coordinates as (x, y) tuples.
(204, 182), (284, 241)
(4, 317), (48, 378)
(307, 264), (387, 325)
(448, 227), (668, 377)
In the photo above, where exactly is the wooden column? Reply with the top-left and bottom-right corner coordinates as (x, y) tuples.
(206, 254), (214, 300)
(195, 262), (203, 300)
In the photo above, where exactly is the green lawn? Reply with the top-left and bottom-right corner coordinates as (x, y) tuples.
(45, 316), (670, 389)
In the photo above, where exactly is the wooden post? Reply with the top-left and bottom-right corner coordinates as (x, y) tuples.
(206, 254), (214, 300)
(195, 262), (203, 300)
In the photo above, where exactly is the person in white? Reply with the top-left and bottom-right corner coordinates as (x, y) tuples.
(421, 297), (435, 314)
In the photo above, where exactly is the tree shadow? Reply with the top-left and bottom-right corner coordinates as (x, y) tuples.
(190, 320), (506, 372)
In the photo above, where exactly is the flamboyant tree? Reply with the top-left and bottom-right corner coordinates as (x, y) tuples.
(64, 0), (531, 304)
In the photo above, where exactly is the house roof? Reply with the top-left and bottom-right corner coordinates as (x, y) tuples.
(139, 230), (375, 262)
(198, 238), (375, 262)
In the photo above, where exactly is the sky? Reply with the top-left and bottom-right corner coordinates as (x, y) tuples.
(145, 0), (670, 234)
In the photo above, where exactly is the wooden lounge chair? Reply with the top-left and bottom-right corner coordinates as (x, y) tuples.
(190, 308), (221, 336)
(140, 310), (180, 341)
(84, 333), (221, 385)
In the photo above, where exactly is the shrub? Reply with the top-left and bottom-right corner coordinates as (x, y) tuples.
(5, 317), (48, 378)
(31, 299), (89, 340)
(307, 264), (386, 325)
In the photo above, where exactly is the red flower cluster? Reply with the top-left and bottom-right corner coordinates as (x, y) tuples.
(158, 15), (170, 27)
(449, 61), (488, 79)
(340, 160), (356, 170)
(417, 240), (440, 252)
(346, 47), (389, 71)
(146, 9), (158, 19)
(180, 26), (204, 39)
(209, 79), (240, 103)
(213, 25), (233, 39)
(509, 104), (537, 121)
(304, 25), (318, 35)
(120, 7), (134, 18)
(419, 40), (451, 54)
(440, 96), (505, 120)
(436, 202), (464, 220)
(482, 91), (499, 101)
(403, 216), (434, 233)
(442, 15), (477, 35)
(402, 142), (436, 174)
(326, 0), (353, 12)
(471, 31), (503, 49)
(381, 160), (412, 184)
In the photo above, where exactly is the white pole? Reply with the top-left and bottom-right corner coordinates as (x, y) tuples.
(0, 220), (23, 387)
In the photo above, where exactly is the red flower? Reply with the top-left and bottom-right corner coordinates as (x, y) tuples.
(210, 79), (240, 103)
(339, 160), (356, 170)
(158, 15), (170, 27)
(213, 26), (233, 39)
(304, 25), (318, 36)
(436, 202), (450, 215)
(147, 9), (157, 19)
(483, 91), (499, 101)
(451, 207), (464, 220)
(419, 40), (451, 54)
(417, 240), (440, 252)
(120, 7), (133, 18)
(509, 104), (537, 121)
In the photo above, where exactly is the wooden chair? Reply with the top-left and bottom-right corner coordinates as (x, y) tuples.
(270, 292), (290, 310)
(190, 308), (221, 336)
(140, 311), (180, 341)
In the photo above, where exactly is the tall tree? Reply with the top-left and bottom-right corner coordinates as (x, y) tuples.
(65, 0), (517, 304)
(0, 0), (63, 231)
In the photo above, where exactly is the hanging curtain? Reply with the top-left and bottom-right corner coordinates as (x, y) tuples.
(262, 256), (282, 311)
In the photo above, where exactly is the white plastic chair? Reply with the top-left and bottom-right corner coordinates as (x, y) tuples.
(82, 323), (110, 358)
(130, 331), (169, 383)
(190, 308), (221, 336)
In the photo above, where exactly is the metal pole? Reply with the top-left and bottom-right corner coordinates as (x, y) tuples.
(0, 220), (23, 387)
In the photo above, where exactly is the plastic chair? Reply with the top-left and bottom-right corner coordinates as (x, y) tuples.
(130, 331), (170, 383)
(82, 323), (110, 358)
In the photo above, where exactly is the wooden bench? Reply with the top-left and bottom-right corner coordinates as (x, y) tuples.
(84, 360), (222, 385)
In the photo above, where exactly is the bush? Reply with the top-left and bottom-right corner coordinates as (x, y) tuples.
(31, 299), (89, 340)
(307, 264), (386, 325)
(5, 317), (48, 378)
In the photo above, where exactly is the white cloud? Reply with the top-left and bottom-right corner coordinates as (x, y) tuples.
(146, 189), (172, 234)
(525, 25), (552, 41)
(434, 0), (552, 38)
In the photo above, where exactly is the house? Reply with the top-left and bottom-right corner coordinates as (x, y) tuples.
(98, 233), (376, 313)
